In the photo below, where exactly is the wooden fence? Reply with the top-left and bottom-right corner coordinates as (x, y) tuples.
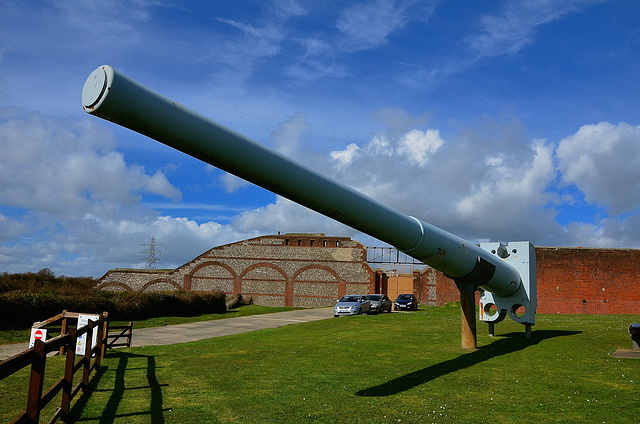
(0, 311), (133, 423)
(30, 310), (132, 352)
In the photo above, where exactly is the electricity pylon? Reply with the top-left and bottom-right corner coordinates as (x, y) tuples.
(140, 235), (165, 269)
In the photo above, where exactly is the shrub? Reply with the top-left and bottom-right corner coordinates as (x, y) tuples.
(226, 293), (252, 309)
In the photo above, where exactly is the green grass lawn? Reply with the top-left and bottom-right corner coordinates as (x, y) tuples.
(1, 304), (638, 423)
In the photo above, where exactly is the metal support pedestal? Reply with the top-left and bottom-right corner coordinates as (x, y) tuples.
(630, 323), (640, 351)
(457, 281), (477, 349)
(488, 322), (495, 337)
(525, 323), (532, 338)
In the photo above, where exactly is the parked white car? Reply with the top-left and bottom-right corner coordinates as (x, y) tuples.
(333, 295), (371, 317)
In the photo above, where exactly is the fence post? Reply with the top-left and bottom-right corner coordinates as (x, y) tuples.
(59, 309), (68, 356)
(82, 320), (94, 388)
(26, 339), (46, 423)
(60, 329), (76, 420)
(127, 321), (133, 347)
(101, 312), (109, 358)
(94, 314), (105, 370)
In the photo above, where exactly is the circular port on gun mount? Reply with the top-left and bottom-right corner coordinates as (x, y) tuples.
(511, 303), (526, 318)
(483, 302), (499, 318)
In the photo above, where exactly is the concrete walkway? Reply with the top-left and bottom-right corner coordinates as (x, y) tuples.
(0, 308), (334, 361)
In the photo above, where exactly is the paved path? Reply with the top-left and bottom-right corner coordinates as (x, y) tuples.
(0, 308), (334, 361)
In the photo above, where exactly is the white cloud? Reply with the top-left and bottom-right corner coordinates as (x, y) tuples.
(270, 0), (309, 18)
(229, 110), (565, 248)
(0, 113), (188, 275)
(559, 211), (640, 248)
(286, 59), (349, 83)
(50, 0), (168, 44)
(398, 129), (444, 166)
(65, 213), (261, 274)
(467, 0), (605, 58)
(391, 0), (606, 92)
(0, 114), (181, 217)
(366, 134), (394, 157)
(336, 0), (407, 51)
(269, 111), (311, 157)
(214, 17), (284, 87)
(335, 0), (434, 52)
(556, 122), (640, 215)
(455, 139), (556, 227)
(330, 143), (361, 168)
(298, 36), (332, 58)
(220, 173), (250, 194)
(322, 111), (567, 244)
(233, 197), (349, 236)
(371, 107), (431, 134)
(122, 215), (259, 269)
(212, 3), (311, 88)
(0, 214), (30, 239)
(344, 128), (444, 167)
(218, 19), (283, 43)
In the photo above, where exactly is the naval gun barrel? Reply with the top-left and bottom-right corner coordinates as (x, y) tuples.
(82, 65), (522, 298)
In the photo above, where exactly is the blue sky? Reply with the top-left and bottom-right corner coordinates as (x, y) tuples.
(1, 0), (639, 277)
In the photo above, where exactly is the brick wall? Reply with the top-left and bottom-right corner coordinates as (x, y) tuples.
(424, 246), (640, 314)
(536, 247), (640, 314)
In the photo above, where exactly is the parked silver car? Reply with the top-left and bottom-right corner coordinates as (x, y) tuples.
(366, 294), (392, 313)
(334, 295), (371, 317)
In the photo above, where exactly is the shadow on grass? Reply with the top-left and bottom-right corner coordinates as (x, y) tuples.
(356, 329), (581, 397)
(70, 351), (169, 423)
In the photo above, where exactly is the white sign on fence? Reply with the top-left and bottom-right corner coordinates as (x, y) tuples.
(75, 314), (99, 355)
(28, 328), (47, 348)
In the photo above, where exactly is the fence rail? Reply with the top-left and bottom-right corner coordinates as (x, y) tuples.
(0, 311), (133, 423)
(106, 323), (133, 349)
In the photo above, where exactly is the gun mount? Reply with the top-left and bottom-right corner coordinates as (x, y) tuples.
(82, 65), (536, 348)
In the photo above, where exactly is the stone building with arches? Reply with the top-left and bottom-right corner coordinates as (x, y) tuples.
(96, 234), (378, 307)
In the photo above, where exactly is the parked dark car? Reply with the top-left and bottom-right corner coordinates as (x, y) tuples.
(366, 294), (392, 313)
(394, 293), (418, 311)
(334, 295), (371, 317)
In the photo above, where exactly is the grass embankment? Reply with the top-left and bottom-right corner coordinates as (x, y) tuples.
(1, 304), (638, 423)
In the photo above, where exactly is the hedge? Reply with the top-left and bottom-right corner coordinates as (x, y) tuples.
(0, 290), (226, 328)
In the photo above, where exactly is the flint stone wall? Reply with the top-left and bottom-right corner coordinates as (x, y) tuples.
(97, 234), (375, 308)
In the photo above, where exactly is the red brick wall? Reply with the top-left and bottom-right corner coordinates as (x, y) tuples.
(433, 271), (460, 306)
(425, 246), (640, 314)
(536, 247), (640, 314)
